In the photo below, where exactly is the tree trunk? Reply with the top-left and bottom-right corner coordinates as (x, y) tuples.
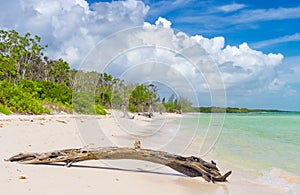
(6, 142), (231, 183)
(122, 104), (134, 119)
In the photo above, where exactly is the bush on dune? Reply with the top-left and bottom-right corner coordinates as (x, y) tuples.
(0, 81), (50, 114)
(0, 80), (74, 114)
(0, 104), (11, 115)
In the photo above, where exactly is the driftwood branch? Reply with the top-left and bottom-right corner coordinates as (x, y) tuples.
(6, 141), (231, 183)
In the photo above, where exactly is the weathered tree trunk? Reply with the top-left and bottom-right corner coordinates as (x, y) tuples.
(6, 142), (231, 183)
(121, 104), (134, 119)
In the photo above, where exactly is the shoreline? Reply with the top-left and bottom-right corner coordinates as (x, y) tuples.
(0, 114), (288, 194)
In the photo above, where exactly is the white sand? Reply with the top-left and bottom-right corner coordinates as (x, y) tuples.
(0, 114), (284, 195)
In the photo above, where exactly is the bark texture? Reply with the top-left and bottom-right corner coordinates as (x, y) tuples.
(6, 143), (231, 183)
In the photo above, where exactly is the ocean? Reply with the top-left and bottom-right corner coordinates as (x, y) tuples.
(180, 112), (300, 194)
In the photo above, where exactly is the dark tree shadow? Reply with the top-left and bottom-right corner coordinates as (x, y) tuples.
(33, 162), (186, 177)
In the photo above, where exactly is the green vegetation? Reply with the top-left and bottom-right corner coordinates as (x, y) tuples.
(128, 84), (157, 112)
(0, 104), (11, 115)
(0, 29), (113, 115)
(160, 94), (195, 113)
(0, 80), (48, 114)
(4, 28), (274, 115)
(0, 29), (164, 115)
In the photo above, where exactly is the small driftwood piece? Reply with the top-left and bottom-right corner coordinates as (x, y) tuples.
(6, 141), (231, 183)
(138, 112), (153, 118)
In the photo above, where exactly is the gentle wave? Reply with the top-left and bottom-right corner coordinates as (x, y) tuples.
(256, 167), (300, 195)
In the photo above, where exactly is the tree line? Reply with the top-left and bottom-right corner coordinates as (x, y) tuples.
(0, 29), (194, 115)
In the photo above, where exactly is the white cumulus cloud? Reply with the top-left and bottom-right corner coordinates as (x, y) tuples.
(0, 0), (149, 67)
(155, 17), (172, 28)
(0, 0), (288, 104)
(190, 36), (283, 93)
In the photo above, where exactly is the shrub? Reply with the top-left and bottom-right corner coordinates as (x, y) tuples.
(0, 104), (11, 115)
(72, 91), (95, 114)
(94, 104), (107, 115)
(0, 81), (50, 114)
(42, 101), (72, 114)
(38, 80), (72, 105)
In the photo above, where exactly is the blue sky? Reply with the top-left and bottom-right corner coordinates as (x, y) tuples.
(0, 0), (299, 110)
(87, 0), (300, 57)
(88, 0), (300, 111)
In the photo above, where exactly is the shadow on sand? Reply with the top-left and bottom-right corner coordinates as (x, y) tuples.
(32, 162), (185, 177)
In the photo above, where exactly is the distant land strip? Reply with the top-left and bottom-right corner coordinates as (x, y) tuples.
(195, 106), (288, 113)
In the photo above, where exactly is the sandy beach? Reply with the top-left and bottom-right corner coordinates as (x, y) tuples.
(0, 113), (285, 195)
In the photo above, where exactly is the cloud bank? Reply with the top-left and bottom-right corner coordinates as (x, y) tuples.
(0, 0), (149, 66)
(0, 0), (288, 106)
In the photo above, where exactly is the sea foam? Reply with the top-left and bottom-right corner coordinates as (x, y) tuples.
(256, 167), (300, 195)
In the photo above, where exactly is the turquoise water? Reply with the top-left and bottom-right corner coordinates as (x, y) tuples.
(182, 112), (300, 175)
(216, 112), (300, 175)
(166, 112), (300, 193)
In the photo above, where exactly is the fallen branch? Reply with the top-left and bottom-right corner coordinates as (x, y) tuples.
(137, 112), (153, 118)
(6, 141), (231, 183)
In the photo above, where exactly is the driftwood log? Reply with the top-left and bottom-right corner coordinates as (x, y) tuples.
(6, 141), (231, 183)
(137, 112), (153, 118)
